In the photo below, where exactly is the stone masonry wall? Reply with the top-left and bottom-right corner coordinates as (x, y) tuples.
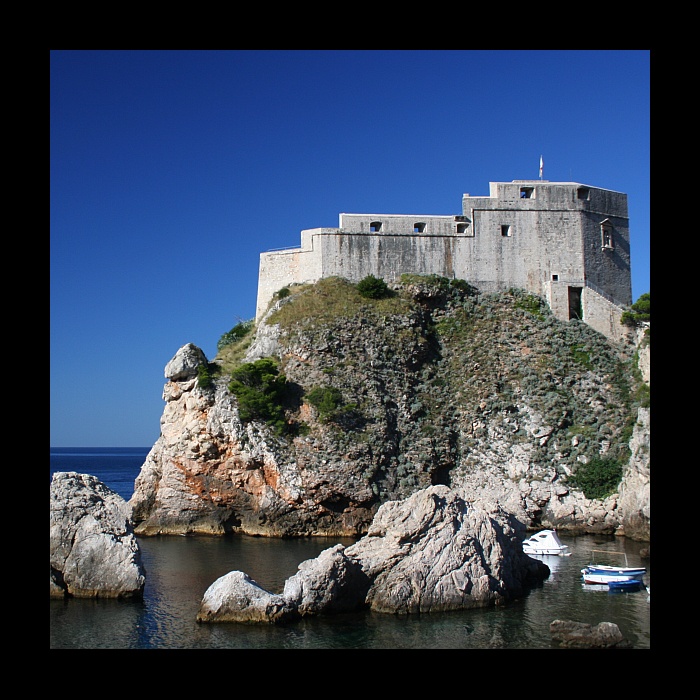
(255, 181), (633, 342)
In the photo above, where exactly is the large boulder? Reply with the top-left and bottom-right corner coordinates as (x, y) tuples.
(164, 342), (207, 380)
(345, 485), (547, 613)
(196, 485), (549, 623)
(50, 472), (146, 599)
(196, 571), (297, 624)
(549, 620), (632, 648)
(283, 544), (370, 615)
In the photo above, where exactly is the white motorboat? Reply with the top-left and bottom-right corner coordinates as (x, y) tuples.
(522, 529), (571, 556)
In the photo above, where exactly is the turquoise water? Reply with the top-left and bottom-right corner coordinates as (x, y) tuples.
(50, 448), (650, 649)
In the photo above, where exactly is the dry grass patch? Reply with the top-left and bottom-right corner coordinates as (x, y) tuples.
(268, 277), (412, 329)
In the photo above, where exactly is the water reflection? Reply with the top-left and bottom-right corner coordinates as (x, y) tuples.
(527, 552), (565, 573)
(50, 532), (650, 649)
(50, 597), (145, 649)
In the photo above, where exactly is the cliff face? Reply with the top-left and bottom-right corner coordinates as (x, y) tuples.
(129, 278), (650, 541)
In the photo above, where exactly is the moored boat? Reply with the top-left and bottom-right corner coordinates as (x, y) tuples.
(581, 550), (646, 585)
(522, 529), (571, 557)
(607, 578), (644, 592)
(581, 566), (646, 584)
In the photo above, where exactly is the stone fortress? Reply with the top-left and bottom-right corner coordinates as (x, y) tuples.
(256, 179), (633, 342)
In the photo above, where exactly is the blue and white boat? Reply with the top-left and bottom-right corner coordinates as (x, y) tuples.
(607, 578), (644, 592)
(581, 550), (646, 585)
(581, 565), (646, 584)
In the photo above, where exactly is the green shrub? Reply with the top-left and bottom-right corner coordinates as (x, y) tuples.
(276, 287), (291, 299)
(196, 362), (221, 390)
(568, 457), (623, 500)
(570, 344), (592, 370)
(357, 274), (391, 299)
(305, 385), (364, 428)
(621, 293), (650, 327)
(449, 278), (478, 295)
(228, 358), (289, 433)
(633, 382), (650, 408)
(217, 319), (254, 352)
(306, 386), (344, 421)
(514, 293), (545, 319)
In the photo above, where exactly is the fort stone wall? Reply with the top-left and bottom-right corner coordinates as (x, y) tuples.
(254, 180), (634, 343)
(255, 228), (325, 319)
(581, 287), (631, 343)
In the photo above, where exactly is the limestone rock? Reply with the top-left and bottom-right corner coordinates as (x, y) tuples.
(617, 407), (650, 540)
(346, 485), (548, 613)
(635, 325), (650, 383)
(50, 472), (145, 599)
(129, 358), (304, 535)
(130, 285), (651, 540)
(283, 544), (370, 615)
(197, 485), (549, 623)
(164, 342), (207, 380)
(196, 571), (298, 624)
(244, 317), (282, 362)
(549, 619), (632, 648)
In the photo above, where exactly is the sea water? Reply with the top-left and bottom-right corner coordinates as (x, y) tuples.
(50, 448), (651, 649)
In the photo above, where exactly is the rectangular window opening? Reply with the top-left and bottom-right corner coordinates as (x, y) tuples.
(370, 221), (382, 232)
(501, 225), (511, 237)
(413, 222), (426, 233)
(520, 187), (534, 199)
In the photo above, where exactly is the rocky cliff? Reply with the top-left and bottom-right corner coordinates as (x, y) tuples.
(129, 277), (650, 541)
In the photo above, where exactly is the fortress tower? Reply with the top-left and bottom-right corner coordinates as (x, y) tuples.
(256, 180), (633, 342)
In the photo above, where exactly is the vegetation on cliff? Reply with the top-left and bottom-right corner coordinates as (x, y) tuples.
(621, 293), (650, 327)
(213, 275), (648, 505)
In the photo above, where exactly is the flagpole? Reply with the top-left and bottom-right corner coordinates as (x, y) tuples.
(539, 156), (543, 181)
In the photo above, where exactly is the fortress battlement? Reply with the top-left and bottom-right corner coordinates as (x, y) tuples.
(255, 180), (632, 342)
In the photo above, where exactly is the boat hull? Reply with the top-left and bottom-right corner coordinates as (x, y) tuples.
(607, 579), (644, 592)
(581, 566), (646, 585)
(585, 564), (646, 574)
(523, 548), (571, 556)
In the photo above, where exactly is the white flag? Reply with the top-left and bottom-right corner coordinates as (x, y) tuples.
(539, 156), (543, 178)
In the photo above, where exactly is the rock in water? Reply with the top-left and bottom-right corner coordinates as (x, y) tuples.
(346, 485), (549, 613)
(50, 471), (146, 599)
(197, 485), (549, 623)
(196, 571), (298, 624)
(549, 620), (632, 648)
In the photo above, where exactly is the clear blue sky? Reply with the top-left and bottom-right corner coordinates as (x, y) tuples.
(50, 50), (650, 448)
